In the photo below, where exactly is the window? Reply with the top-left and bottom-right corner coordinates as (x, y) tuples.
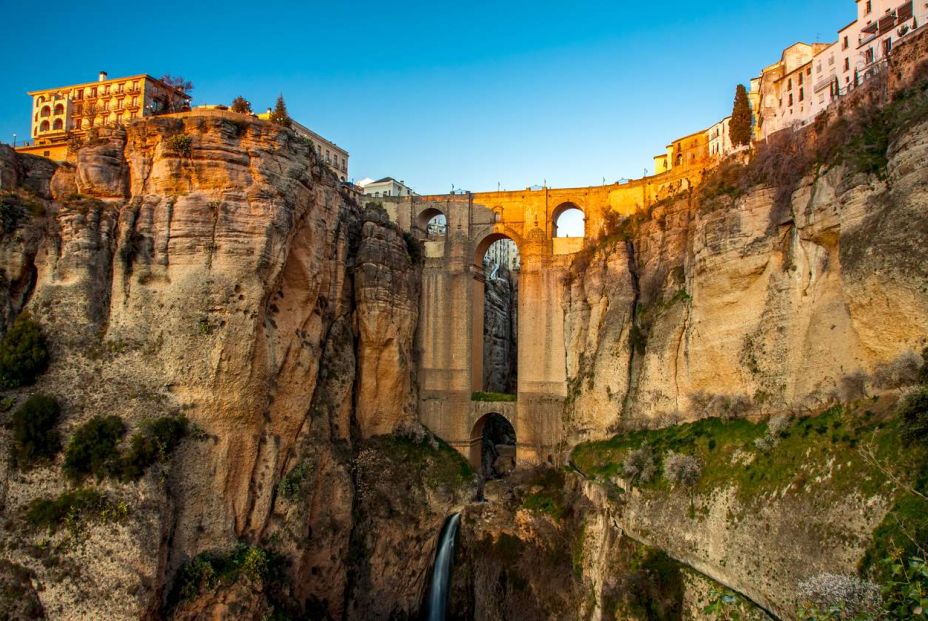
(40, 106), (51, 117)
(53, 104), (64, 115)
(39, 120), (50, 132)
(883, 38), (892, 55)
(789, 93), (794, 106)
(844, 57), (850, 71)
(843, 36), (849, 49)
(787, 78), (792, 90)
(799, 72), (803, 85)
(90, 87), (97, 97)
(865, 48), (875, 64)
(52, 119), (63, 130)
(799, 88), (804, 101)
(866, 1), (872, 14)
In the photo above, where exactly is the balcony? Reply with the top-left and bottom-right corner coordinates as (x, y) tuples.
(813, 75), (836, 92)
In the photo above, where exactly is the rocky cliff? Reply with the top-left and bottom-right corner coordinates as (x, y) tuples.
(0, 112), (465, 620)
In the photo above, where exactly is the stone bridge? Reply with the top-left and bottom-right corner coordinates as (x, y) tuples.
(377, 169), (700, 466)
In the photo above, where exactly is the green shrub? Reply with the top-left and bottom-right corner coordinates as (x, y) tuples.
(115, 415), (188, 481)
(900, 388), (928, 446)
(0, 313), (49, 388)
(471, 391), (517, 402)
(63, 415), (126, 482)
(9, 394), (61, 468)
(166, 134), (193, 157)
(25, 488), (109, 532)
(171, 544), (275, 603)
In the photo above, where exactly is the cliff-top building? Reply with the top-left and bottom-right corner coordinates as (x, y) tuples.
(17, 71), (190, 161)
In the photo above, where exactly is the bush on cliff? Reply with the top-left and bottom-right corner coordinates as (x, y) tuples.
(25, 488), (124, 533)
(9, 394), (61, 468)
(0, 313), (50, 389)
(63, 415), (126, 482)
(115, 415), (189, 481)
(623, 445), (657, 487)
(174, 545), (269, 599)
(900, 388), (928, 447)
(166, 134), (193, 157)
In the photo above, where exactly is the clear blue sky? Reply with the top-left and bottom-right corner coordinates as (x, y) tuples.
(0, 0), (849, 194)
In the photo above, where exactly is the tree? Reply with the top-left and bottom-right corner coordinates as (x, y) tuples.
(269, 95), (292, 127)
(159, 74), (194, 95)
(730, 83), (753, 147)
(158, 75), (194, 113)
(230, 96), (252, 115)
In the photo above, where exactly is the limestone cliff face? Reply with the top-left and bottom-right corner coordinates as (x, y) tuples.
(564, 118), (928, 442)
(561, 118), (928, 618)
(0, 113), (432, 620)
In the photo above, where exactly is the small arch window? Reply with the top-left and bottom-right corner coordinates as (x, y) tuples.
(52, 119), (63, 131)
(54, 104), (64, 115)
(40, 106), (51, 118)
(553, 204), (585, 238)
(39, 120), (50, 132)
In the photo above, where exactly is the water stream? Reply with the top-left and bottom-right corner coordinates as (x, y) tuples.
(421, 513), (461, 621)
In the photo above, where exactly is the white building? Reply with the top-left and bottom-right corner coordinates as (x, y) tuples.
(707, 116), (733, 159)
(814, 1), (925, 116)
(358, 177), (417, 198)
(757, 42), (833, 140)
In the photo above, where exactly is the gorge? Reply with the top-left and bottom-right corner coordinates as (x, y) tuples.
(0, 44), (926, 621)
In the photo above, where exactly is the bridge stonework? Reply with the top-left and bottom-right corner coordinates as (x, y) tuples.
(376, 169), (700, 465)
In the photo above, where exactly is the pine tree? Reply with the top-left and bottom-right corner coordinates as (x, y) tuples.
(730, 84), (752, 146)
(269, 95), (291, 127)
(230, 96), (252, 115)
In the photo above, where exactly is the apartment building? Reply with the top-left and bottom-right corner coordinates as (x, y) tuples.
(358, 177), (417, 198)
(256, 110), (349, 182)
(18, 72), (189, 161)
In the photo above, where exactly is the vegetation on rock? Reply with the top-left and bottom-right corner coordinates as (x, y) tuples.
(0, 313), (49, 389)
(230, 96), (252, 114)
(25, 488), (124, 533)
(116, 415), (189, 481)
(9, 394), (61, 468)
(63, 415), (126, 482)
(268, 95), (292, 127)
(172, 544), (274, 602)
(63, 414), (189, 482)
(471, 391), (517, 402)
(166, 134), (193, 157)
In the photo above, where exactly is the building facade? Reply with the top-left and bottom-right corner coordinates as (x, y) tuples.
(756, 42), (833, 140)
(708, 116), (733, 159)
(18, 72), (190, 161)
(359, 177), (417, 198)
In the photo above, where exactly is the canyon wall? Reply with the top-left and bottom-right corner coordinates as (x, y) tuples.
(0, 113), (461, 620)
(564, 117), (928, 443)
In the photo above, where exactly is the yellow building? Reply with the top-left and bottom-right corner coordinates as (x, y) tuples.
(17, 71), (190, 161)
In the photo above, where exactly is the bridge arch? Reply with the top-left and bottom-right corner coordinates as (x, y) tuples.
(469, 411), (516, 473)
(552, 202), (586, 238)
(473, 231), (522, 267)
(416, 206), (447, 238)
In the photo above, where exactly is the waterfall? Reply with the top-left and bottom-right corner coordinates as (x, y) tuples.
(421, 513), (461, 621)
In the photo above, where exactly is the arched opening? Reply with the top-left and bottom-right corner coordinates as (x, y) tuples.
(39, 121), (50, 132)
(473, 234), (520, 395)
(552, 203), (586, 238)
(417, 207), (447, 238)
(40, 106), (51, 118)
(469, 413), (516, 476)
(52, 119), (63, 131)
(53, 104), (64, 115)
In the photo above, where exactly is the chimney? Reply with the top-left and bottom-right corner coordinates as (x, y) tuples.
(266, 107), (272, 114)
(98, 71), (108, 82)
